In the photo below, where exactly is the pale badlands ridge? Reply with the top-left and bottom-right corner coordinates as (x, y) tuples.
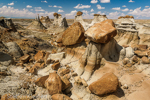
(0, 12), (150, 100)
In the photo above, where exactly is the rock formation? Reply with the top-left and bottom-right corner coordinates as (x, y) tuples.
(27, 14), (46, 30)
(40, 16), (52, 28)
(62, 22), (85, 45)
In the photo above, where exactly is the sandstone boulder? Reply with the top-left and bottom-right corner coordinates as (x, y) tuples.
(89, 73), (119, 96)
(34, 50), (46, 62)
(35, 75), (49, 87)
(85, 19), (117, 43)
(19, 54), (30, 63)
(45, 72), (62, 95)
(62, 22), (85, 45)
(76, 11), (83, 16)
(51, 62), (60, 70)
(142, 56), (150, 64)
(51, 94), (72, 100)
(58, 68), (70, 76)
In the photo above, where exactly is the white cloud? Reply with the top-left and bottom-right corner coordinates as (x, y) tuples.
(112, 7), (120, 10)
(130, 9), (133, 11)
(100, 0), (110, 3)
(129, 0), (135, 2)
(41, 0), (48, 3)
(35, 7), (44, 11)
(8, 2), (14, 6)
(128, 7), (150, 18)
(0, 5), (54, 18)
(91, 0), (98, 4)
(145, 6), (149, 8)
(91, 9), (94, 12)
(97, 4), (105, 9)
(97, 11), (105, 15)
(48, 5), (52, 7)
(53, 5), (62, 8)
(26, 5), (32, 8)
(122, 8), (129, 12)
(122, 5), (126, 7)
(74, 4), (91, 9)
(58, 9), (64, 12)
(107, 11), (120, 19)
(65, 10), (77, 18)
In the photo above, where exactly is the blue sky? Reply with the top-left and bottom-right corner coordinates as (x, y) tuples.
(0, 0), (150, 19)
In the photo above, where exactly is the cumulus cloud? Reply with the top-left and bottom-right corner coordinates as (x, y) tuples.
(130, 9), (133, 11)
(129, 0), (135, 2)
(58, 9), (64, 12)
(122, 5), (126, 7)
(35, 7), (44, 11)
(145, 6), (149, 8)
(128, 7), (150, 18)
(97, 11), (105, 15)
(65, 10), (77, 18)
(26, 5), (32, 8)
(100, 0), (110, 3)
(48, 5), (52, 7)
(74, 4), (91, 9)
(53, 5), (62, 8)
(122, 8), (129, 12)
(8, 2), (14, 6)
(41, 0), (48, 3)
(0, 5), (54, 18)
(91, 0), (98, 4)
(97, 4), (105, 9)
(91, 9), (94, 12)
(112, 7), (120, 10)
(107, 11), (120, 19)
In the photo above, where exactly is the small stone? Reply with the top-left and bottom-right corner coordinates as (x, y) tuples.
(35, 75), (49, 88)
(123, 84), (128, 89)
(51, 62), (60, 70)
(61, 77), (71, 90)
(141, 56), (150, 64)
(132, 55), (139, 63)
(20, 54), (30, 63)
(58, 68), (70, 76)
(72, 72), (78, 77)
(122, 58), (129, 65)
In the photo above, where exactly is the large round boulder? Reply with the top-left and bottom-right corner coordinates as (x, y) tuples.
(62, 22), (85, 46)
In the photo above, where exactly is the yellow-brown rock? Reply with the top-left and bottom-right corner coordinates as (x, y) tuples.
(19, 54), (30, 63)
(142, 56), (150, 64)
(76, 11), (83, 16)
(62, 22), (85, 46)
(89, 73), (119, 96)
(51, 62), (60, 70)
(85, 19), (117, 43)
(51, 94), (72, 100)
(61, 77), (71, 90)
(58, 68), (70, 76)
(1, 94), (16, 100)
(35, 75), (49, 87)
(45, 72), (62, 95)
(34, 51), (46, 61)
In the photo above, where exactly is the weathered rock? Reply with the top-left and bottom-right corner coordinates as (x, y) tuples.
(29, 66), (37, 75)
(76, 11), (83, 16)
(51, 94), (72, 100)
(45, 72), (62, 95)
(5, 42), (23, 59)
(58, 68), (70, 76)
(0, 52), (13, 66)
(35, 75), (49, 88)
(134, 50), (148, 57)
(122, 58), (129, 65)
(125, 47), (134, 58)
(1, 94), (16, 100)
(62, 22), (85, 45)
(89, 73), (119, 96)
(142, 56), (150, 64)
(20, 54), (30, 63)
(34, 50), (46, 62)
(132, 55), (139, 63)
(47, 52), (65, 62)
(61, 77), (71, 90)
(85, 19), (117, 43)
(51, 62), (60, 70)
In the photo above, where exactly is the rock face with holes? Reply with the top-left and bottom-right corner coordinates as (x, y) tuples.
(62, 22), (85, 46)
